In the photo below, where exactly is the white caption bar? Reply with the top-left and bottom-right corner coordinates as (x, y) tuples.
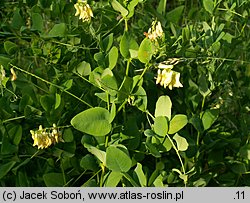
(0, 188), (248, 203)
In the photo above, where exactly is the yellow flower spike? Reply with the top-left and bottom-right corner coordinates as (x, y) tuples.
(10, 68), (17, 81)
(79, 6), (86, 20)
(158, 63), (174, 69)
(38, 125), (43, 131)
(31, 124), (64, 149)
(1, 65), (6, 81)
(155, 69), (162, 84)
(163, 70), (173, 89)
(155, 21), (163, 37)
(160, 69), (166, 86)
(74, 4), (80, 16)
(155, 61), (183, 90)
(74, 0), (93, 22)
(145, 20), (164, 41)
(173, 72), (183, 88)
(86, 4), (93, 18)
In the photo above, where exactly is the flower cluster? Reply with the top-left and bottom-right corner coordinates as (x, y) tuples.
(0, 65), (17, 85)
(30, 124), (64, 149)
(0, 65), (6, 82)
(74, 0), (93, 22)
(144, 21), (164, 41)
(155, 61), (183, 90)
(10, 68), (17, 81)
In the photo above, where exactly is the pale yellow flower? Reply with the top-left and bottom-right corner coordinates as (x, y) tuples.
(167, 72), (183, 90)
(155, 21), (163, 37)
(74, 0), (93, 22)
(155, 62), (183, 90)
(144, 21), (164, 41)
(0, 65), (6, 82)
(31, 124), (63, 149)
(158, 63), (174, 69)
(10, 68), (17, 81)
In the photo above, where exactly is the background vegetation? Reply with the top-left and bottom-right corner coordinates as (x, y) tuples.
(0, 0), (250, 186)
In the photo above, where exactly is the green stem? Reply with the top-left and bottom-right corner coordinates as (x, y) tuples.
(166, 134), (186, 175)
(30, 150), (40, 159)
(61, 164), (67, 186)
(122, 172), (140, 187)
(197, 96), (206, 146)
(130, 64), (150, 93)
(82, 169), (102, 187)
(10, 64), (93, 108)
(71, 170), (87, 186)
(146, 110), (155, 121)
(126, 58), (131, 76)
(117, 99), (128, 114)
(52, 40), (98, 50)
(2, 116), (25, 124)
(125, 18), (128, 31)
(106, 91), (110, 111)
(201, 96), (206, 112)
(196, 132), (200, 146)
(100, 166), (106, 187)
(182, 56), (250, 64)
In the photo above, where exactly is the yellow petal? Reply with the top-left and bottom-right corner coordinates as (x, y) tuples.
(156, 21), (163, 37)
(156, 69), (162, 84)
(86, 4), (93, 17)
(173, 72), (183, 88)
(74, 4), (80, 16)
(10, 68), (17, 81)
(158, 63), (173, 69)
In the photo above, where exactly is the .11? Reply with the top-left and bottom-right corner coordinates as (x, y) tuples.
(235, 191), (245, 200)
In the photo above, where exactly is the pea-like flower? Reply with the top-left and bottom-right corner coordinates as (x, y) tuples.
(74, 0), (93, 22)
(10, 68), (17, 81)
(0, 65), (6, 82)
(155, 62), (183, 90)
(31, 124), (64, 149)
(144, 21), (164, 41)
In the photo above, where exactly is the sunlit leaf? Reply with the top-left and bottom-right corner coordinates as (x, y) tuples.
(168, 114), (188, 134)
(71, 107), (112, 136)
(106, 145), (132, 172)
(173, 133), (189, 151)
(155, 96), (172, 120)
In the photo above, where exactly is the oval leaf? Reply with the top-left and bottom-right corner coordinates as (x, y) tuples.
(4, 41), (18, 55)
(0, 161), (16, 179)
(105, 171), (123, 187)
(106, 145), (132, 172)
(138, 38), (153, 64)
(48, 23), (66, 37)
(135, 163), (147, 187)
(145, 142), (161, 158)
(203, 0), (214, 15)
(31, 13), (43, 31)
(168, 114), (188, 134)
(74, 61), (91, 76)
(55, 93), (61, 109)
(71, 107), (112, 136)
(202, 109), (219, 130)
(43, 173), (64, 186)
(111, 0), (128, 17)
(84, 144), (106, 165)
(154, 116), (168, 137)
(155, 95), (172, 119)
(109, 46), (118, 70)
(109, 102), (116, 123)
(120, 31), (139, 59)
(80, 154), (99, 171)
(173, 133), (189, 151)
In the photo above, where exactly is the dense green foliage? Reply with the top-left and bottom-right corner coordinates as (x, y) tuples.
(0, 0), (250, 187)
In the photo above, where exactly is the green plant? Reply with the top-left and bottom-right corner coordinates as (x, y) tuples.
(0, 0), (249, 187)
